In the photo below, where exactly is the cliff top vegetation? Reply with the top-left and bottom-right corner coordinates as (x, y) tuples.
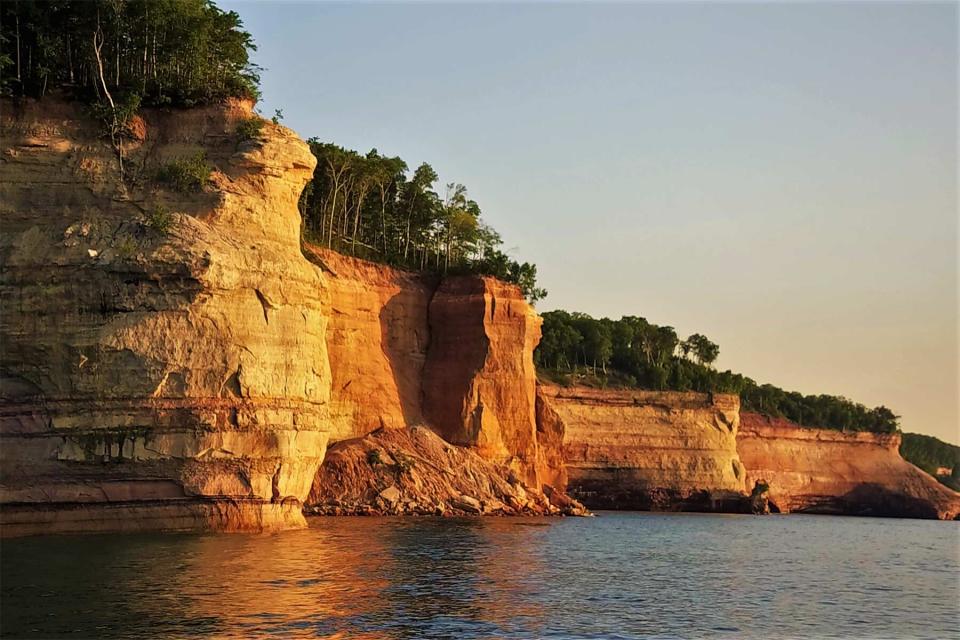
(1, 0), (259, 106)
(536, 310), (900, 435)
(297, 142), (546, 303)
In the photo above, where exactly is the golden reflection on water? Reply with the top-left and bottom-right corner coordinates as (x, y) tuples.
(116, 517), (551, 638)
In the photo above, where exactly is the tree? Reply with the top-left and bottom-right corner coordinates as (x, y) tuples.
(1, 0), (261, 106)
(537, 311), (581, 370)
(681, 333), (720, 366)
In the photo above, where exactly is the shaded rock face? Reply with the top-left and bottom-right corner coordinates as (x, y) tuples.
(0, 99), (330, 535)
(302, 246), (436, 442)
(738, 414), (960, 520)
(306, 426), (587, 517)
(422, 277), (544, 485)
(541, 385), (747, 511)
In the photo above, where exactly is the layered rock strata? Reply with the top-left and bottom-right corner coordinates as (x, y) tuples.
(738, 414), (960, 519)
(306, 425), (588, 516)
(541, 385), (747, 511)
(0, 99), (330, 535)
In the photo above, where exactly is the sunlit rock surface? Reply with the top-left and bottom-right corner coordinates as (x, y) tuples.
(541, 385), (747, 511)
(305, 247), (561, 489)
(302, 246), (435, 442)
(738, 413), (960, 519)
(0, 99), (330, 535)
(422, 277), (545, 485)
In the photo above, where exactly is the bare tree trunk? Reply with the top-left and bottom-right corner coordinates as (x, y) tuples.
(94, 21), (123, 181)
(142, 7), (149, 89)
(326, 177), (340, 246)
(378, 185), (388, 254)
(402, 191), (418, 261)
(352, 187), (367, 253)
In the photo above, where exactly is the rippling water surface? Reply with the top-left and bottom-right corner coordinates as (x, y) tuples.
(2, 513), (958, 639)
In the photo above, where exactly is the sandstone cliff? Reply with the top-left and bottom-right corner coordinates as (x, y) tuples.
(9, 98), (950, 535)
(302, 246), (435, 442)
(0, 98), (569, 535)
(422, 277), (545, 485)
(541, 385), (747, 511)
(303, 246), (557, 488)
(0, 99), (330, 535)
(738, 413), (960, 519)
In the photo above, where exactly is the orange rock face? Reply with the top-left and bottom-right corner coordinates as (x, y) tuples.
(303, 246), (436, 442)
(301, 249), (559, 490)
(0, 99), (330, 536)
(738, 413), (960, 519)
(541, 385), (747, 511)
(422, 277), (544, 485)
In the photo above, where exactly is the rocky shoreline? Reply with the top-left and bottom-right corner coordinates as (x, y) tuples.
(305, 426), (591, 518)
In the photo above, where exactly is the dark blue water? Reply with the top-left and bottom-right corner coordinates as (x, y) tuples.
(2, 513), (958, 639)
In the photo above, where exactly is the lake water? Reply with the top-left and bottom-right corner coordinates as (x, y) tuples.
(1, 513), (958, 639)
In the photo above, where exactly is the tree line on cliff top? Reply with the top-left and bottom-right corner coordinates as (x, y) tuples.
(297, 143), (546, 303)
(0, 0), (547, 303)
(536, 310), (900, 435)
(0, 0), (259, 106)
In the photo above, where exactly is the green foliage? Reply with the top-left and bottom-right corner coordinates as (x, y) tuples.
(900, 433), (960, 490)
(271, 108), (283, 124)
(115, 237), (137, 259)
(236, 116), (265, 141)
(367, 449), (383, 467)
(740, 384), (899, 434)
(145, 205), (174, 234)
(157, 152), (210, 192)
(536, 309), (901, 435)
(300, 140), (546, 304)
(680, 333), (719, 366)
(1, 0), (260, 106)
(88, 91), (142, 139)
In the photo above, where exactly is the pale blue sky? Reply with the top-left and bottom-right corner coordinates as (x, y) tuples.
(223, 1), (958, 444)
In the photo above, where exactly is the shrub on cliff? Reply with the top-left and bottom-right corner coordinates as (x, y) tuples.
(157, 153), (210, 193)
(236, 116), (266, 142)
(145, 205), (175, 234)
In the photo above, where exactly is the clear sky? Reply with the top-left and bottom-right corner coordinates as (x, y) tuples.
(222, 1), (959, 444)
